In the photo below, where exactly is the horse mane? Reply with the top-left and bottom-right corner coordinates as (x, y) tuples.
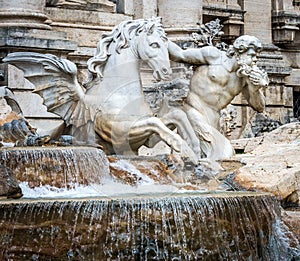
(86, 18), (166, 81)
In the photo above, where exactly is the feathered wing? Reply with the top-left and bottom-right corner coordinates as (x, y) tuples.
(3, 52), (96, 128)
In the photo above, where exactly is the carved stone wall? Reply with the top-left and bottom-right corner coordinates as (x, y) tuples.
(0, 0), (131, 133)
(0, 0), (51, 30)
(271, 0), (300, 124)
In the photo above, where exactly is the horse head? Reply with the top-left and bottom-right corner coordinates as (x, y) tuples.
(133, 18), (172, 81)
(87, 18), (171, 82)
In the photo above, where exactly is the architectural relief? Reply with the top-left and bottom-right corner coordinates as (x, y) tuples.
(0, 0), (298, 153)
(4, 17), (270, 163)
(4, 18), (200, 163)
(0, 0), (297, 141)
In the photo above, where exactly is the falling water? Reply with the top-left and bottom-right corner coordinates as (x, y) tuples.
(0, 149), (299, 260)
(0, 147), (109, 188)
(0, 193), (299, 260)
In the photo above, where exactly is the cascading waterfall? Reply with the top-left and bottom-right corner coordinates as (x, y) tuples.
(0, 147), (110, 188)
(0, 193), (299, 260)
(0, 148), (299, 260)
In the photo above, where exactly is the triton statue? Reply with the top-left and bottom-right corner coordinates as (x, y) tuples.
(168, 34), (269, 159)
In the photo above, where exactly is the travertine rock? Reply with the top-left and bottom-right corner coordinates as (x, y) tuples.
(229, 122), (300, 204)
(0, 165), (22, 199)
(282, 210), (300, 243)
(262, 122), (300, 145)
(0, 90), (52, 147)
(108, 155), (174, 185)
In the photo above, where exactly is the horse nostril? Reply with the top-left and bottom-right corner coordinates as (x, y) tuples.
(162, 67), (169, 75)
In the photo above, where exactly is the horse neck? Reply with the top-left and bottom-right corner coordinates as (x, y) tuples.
(103, 47), (141, 84)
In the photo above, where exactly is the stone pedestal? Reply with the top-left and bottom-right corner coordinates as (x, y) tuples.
(0, 0), (51, 30)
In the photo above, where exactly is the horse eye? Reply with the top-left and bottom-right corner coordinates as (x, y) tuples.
(150, 42), (159, 48)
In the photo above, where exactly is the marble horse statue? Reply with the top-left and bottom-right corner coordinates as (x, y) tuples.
(4, 18), (200, 163)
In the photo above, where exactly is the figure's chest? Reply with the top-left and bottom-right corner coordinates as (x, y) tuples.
(207, 65), (243, 94)
(206, 65), (231, 85)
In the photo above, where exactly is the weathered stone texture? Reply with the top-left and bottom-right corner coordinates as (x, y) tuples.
(157, 0), (202, 28)
(228, 123), (300, 204)
(46, 0), (116, 12)
(0, 165), (22, 199)
(132, 0), (157, 19)
(0, 0), (50, 30)
(45, 7), (131, 26)
(6, 66), (35, 91)
(265, 85), (292, 106)
(116, 0), (134, 15)
(272, 0), (300, 46)
(282, 210), (300, 242)
(264, 106), (293, 123)
(285, 69), (300, 86)
(243, 0), (272, 43)
(0, 28), (77, 52)
(49, 27), (106, 48)
(283, 51), (300, 68)
(14, 92), (58, 119)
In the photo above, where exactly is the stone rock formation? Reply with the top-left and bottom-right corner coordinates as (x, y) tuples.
(0, 165), (22, 199)
(282, 210), (300, 243)
(223, 122), (300, 206)
(0, 86), (51, 147)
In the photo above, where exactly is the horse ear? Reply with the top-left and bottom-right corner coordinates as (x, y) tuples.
(147, 24), (155, 35)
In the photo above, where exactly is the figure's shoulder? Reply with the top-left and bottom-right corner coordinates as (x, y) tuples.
(200, 46), (223, 61)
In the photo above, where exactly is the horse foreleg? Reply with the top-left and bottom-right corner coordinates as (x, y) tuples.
(130, 117), (198, 164)
(160, 108), (201, 158)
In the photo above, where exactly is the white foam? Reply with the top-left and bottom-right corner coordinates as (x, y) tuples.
(19, 178), (203, 199)
(110, 159), (155, 184)
(19, 182), (101, 199)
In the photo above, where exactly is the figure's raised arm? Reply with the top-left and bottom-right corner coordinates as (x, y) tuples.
(168, 41), (219, 64)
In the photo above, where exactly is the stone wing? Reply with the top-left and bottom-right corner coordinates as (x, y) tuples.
(3, 52), (94, 128)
